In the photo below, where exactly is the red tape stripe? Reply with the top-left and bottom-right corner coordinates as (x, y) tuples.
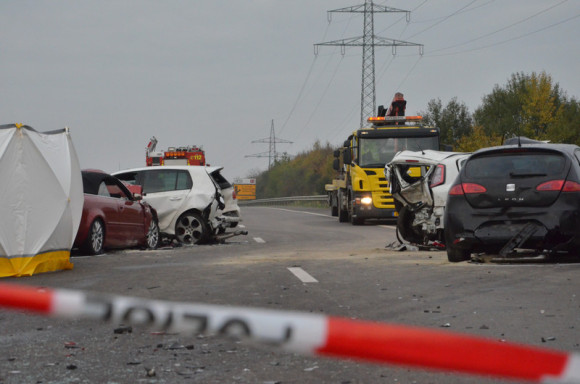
(317, 317), (568, 382)
(0, 283), (53, 314)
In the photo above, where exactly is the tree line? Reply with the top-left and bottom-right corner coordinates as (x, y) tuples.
(252, 71), (580, 198)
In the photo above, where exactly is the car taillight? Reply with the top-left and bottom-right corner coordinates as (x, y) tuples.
(232, 189), (237, 200)
(536, 180), (580, 192)
(449, 183), (487, 195)
(429, 164), (445, 188)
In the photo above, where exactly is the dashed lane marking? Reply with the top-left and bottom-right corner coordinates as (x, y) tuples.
(254, 237), (266, 243)
(288, 267), (318, 283)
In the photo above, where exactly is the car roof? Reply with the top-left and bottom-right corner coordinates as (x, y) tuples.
(81, 170), (114, 195)
(390, 150), (471, 165)
(113, 165), (216, 174)
(473, 142), (580, 157)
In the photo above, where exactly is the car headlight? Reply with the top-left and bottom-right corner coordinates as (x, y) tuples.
(361, 196), (372, 205)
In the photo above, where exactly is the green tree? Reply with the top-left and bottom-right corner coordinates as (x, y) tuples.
(420, 97), (472, 149)
(474, 71), (566, 141)
(548, 97), (580, 144)
(255, 141), (335, 198)
(455, 125), (502, 152)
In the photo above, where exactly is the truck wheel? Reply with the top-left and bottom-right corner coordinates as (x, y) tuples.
(331, 204), (338, 217)
(338, 191), (348, 222)
(175, 212), (208, 244)
(351, 217), (364, 225)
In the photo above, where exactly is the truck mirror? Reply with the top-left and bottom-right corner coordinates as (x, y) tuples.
(333, 158), (339, 171)
(343, 151), (352, 164)
(334, 149), (340, 158)
(343, 140), (350, 148)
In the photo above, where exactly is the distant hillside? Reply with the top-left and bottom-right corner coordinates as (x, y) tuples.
(253, 141), (336, 198)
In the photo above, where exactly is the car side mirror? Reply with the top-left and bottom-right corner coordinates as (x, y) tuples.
(133, 193), (143, 201)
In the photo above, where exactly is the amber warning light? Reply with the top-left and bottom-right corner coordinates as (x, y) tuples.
(368, 115), (423, 123)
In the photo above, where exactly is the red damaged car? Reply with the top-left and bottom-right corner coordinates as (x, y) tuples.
(73, 170), (159, 255)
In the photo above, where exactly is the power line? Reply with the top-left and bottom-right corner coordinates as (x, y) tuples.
(405, 0), (479, 39)
(427, 0), (569, 55)
(425, 12), (580, 58)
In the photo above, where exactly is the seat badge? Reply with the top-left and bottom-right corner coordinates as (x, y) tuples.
(506, 184), (516, 192)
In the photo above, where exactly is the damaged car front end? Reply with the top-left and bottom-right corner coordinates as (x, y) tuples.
(385, 150), (470, 248)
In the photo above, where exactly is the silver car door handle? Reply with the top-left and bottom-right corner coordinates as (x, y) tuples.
(169, 197), (182, 201)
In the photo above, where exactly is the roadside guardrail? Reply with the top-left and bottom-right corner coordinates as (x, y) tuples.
(238, 195), (327, 206)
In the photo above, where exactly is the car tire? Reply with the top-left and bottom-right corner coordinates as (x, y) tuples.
(175, 212), (208, 245)
(82, 219), (104, 255)
(397, 206), (422, 244)
(446, 245), (471, 262)
(146, 219), (160, 249)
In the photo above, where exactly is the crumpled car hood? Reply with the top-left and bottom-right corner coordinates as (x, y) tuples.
(386, 150), (469, 209)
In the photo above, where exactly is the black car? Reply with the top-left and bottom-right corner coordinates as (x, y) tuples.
(444, 141), (580, 262)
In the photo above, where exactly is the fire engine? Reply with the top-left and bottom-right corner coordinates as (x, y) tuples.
(146, 137), (206, 166)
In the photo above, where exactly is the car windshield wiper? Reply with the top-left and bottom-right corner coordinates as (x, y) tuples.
(509, 172), (548, 178)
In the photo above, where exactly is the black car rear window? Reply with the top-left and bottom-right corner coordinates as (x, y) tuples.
(210, 171), (232, 189)
(464, 152), (566, 179)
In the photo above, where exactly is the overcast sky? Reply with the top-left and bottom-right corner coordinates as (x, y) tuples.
(2, 1), (579, 181)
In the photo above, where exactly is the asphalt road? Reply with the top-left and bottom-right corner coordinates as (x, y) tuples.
(1, 206), (579, 384)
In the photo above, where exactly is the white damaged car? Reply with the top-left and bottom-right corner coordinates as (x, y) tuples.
(114, 166), (231, 244)
(385, 150), (470, 247)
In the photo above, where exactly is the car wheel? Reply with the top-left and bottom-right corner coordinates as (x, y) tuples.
(397, 206), (422, 244)
(175, 212), (208, 245)
(446, 244), (471, 262)
(146, 219), (160, 249)
(82, 219), (104, 255)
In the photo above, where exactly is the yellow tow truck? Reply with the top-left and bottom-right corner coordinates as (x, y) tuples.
(326, 114), (440, 225)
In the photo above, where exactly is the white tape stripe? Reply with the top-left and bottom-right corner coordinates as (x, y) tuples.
(288, 267), (318, 283)
(52, 290), (86, 317)
(254, 237), (265, 243)
(52, 290), (327, 355)
(553, 354), (580, 383)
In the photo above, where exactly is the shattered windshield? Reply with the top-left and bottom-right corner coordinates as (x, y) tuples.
(359, 136), (439, 168)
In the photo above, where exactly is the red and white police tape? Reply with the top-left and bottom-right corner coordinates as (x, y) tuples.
(0, 282), (578, 383)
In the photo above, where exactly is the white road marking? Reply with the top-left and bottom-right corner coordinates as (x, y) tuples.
(288, 267), (318, 283)
(239, 224), (246, 228)
(254, 237), (265, 243)
(378, 225), (396, 230)
(273, 208), (331, 218)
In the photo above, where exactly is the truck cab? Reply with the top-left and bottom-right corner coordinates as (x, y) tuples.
(326, 115), (440, 225)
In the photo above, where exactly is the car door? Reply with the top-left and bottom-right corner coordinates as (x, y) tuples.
(102, 176), (146, 246)
(138, 169), (192, 233)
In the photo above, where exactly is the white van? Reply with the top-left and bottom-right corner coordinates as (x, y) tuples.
(113, 166), (225, 244)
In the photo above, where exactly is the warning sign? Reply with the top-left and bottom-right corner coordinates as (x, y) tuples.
(234, 178), (256, 200)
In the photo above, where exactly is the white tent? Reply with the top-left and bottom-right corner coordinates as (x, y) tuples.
(0, 124), (83, 277)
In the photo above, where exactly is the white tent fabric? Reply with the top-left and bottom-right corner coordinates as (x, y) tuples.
(0, 124), (83, 277)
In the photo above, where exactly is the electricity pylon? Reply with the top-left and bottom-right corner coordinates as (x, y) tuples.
(246, 119), (293, 169)
(315, 0), (423, 128)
